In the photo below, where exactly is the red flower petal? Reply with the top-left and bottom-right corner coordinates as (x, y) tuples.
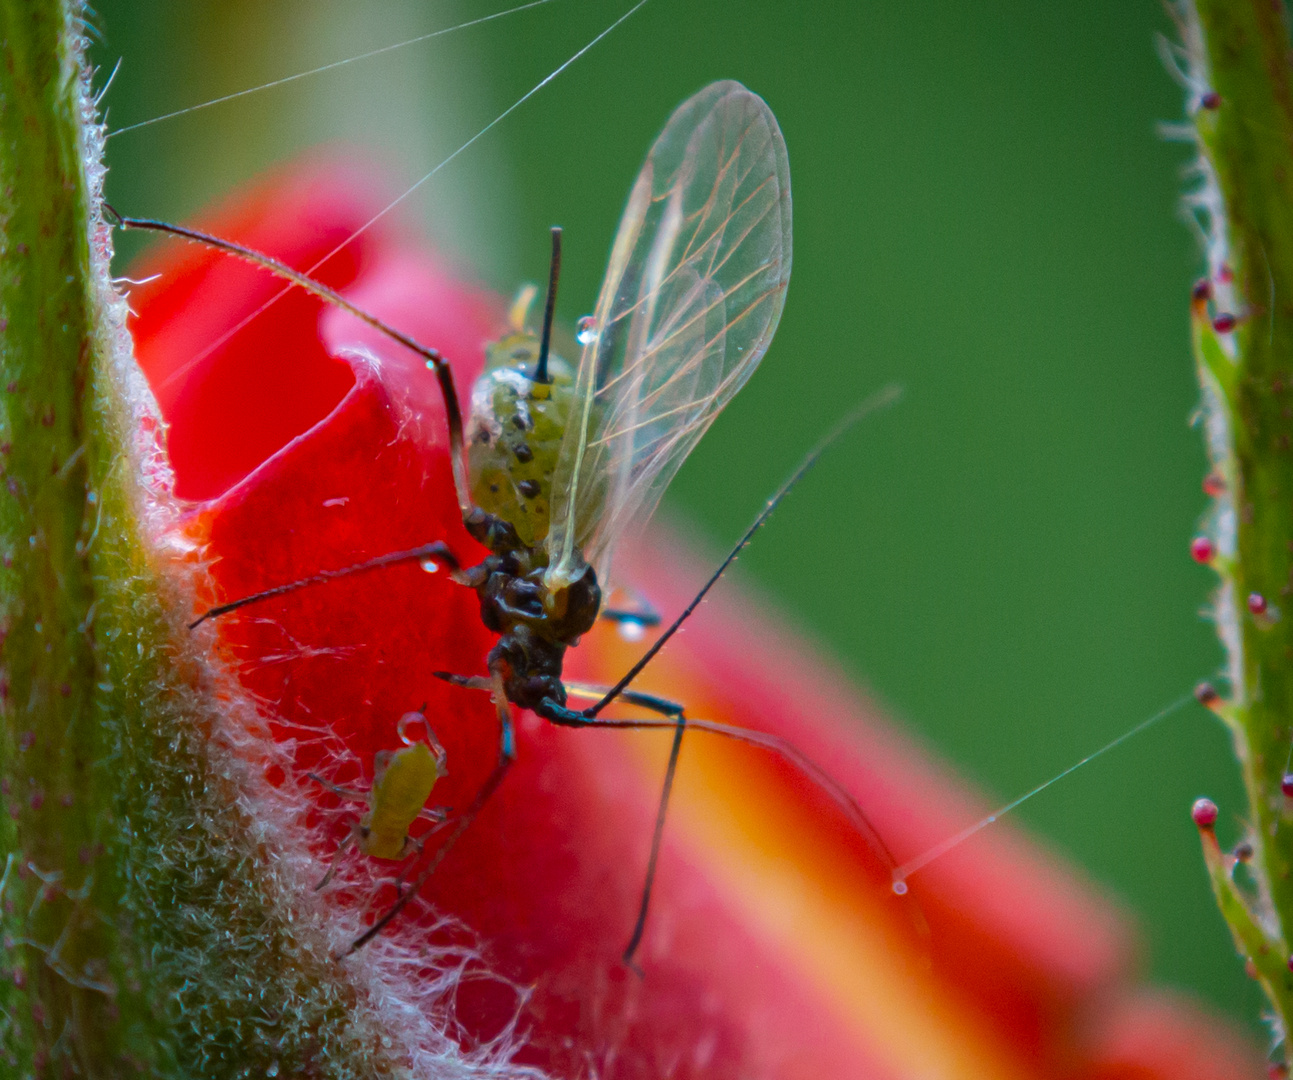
(130, 160), (385, 500)
(127, 160), (1262, 1079)
(1084, 990), (1266, 1080)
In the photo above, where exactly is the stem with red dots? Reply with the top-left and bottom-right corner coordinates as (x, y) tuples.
(1180, 0), (1293, 1051)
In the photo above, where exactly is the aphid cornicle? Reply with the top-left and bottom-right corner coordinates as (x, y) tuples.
(111, 79), (905, 964)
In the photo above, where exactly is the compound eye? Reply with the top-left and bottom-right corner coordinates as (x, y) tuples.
(358, 824), (371, 840)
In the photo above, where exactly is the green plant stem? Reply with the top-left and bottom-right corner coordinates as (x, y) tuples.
(0, 5), (420, 1074)
(0, 1), (152, 1071)
(1197, 819), (1293, 1024)
(1189, 0), (1293, 1053)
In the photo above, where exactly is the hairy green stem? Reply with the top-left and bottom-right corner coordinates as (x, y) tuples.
(0, 4), (409, 1076)
(0, 1), (160, 1070)
(1184, 0), (1293, 1055)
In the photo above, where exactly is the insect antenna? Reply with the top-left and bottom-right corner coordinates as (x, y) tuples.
(583, 382), (904, 719)
(101, 203), (474, 514)
(535, 226), (562, 383)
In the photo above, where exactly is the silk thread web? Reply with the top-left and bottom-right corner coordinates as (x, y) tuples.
(891, 692), (1196, 891)
(106, 0), (558, 138)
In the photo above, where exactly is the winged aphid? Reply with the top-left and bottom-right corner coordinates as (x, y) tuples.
(109, 81), (908, 963)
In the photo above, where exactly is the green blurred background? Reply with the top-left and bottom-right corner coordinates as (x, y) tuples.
(88, 0), (1257, 1034)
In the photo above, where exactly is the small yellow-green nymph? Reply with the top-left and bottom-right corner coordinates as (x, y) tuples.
(358, 741), (441, 860)
(467, 331), (576, 549)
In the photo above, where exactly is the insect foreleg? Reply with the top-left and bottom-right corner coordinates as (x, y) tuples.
(103, 206), (474, 513)
(391, 833), (430, 891)
(537, 690), (684, 969)
(346, 673), (517, 955)
(189, 541), (461, 628)
(433, 673), (689, 961)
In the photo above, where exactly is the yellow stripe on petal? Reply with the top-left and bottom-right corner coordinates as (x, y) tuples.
(669, 728), (1033, 1080)
(587, 624), (1035, 1080)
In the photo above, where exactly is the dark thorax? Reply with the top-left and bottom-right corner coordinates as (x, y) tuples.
(461, 507), (601, 712)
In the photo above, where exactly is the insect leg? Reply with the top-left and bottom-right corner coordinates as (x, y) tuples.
(306, 773), (369, 802)
(432, 672), (493, 692)
(623, 709), (685, 972)
(598, 590), (662, 630)
(189, 541), (460, 628)
(102, 207), (474, 513)
(386, 809), (450, 894)
(541, 699), (906, 907)
(316, 830), (358, 891)
(391, 834), (428, 890)
(540, 688), (686, 969)
(345, 673), (516, 955)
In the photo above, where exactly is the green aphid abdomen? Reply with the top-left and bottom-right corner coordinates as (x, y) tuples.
(360, 741), (441, 860)
(467, 332), (575, 548)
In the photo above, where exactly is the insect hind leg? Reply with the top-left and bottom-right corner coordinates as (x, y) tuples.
(105, 207), (475, 514)
(623, 708), (686, 972)
(540, 689), (686, 972)
(561, 679), (682, 718)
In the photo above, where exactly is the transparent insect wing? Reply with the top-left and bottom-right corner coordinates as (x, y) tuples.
(546, 80), (793, 589)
